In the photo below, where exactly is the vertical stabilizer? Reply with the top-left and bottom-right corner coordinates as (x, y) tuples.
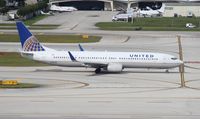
(16, 21), (45, 52)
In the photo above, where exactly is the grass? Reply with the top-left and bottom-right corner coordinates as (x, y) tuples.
(30, 24), (60, 29)
(0, 15), (47, 26)
(0, 25), (59, 30)
(0, 23), (15, 26)
(0, 83), (42, 88)
(0, 52), (48, 66)
(0, 34), (101, 43)
(96, 17), (200, 31)
(0, 15), (59, 29)
(23, 15), (48, 26)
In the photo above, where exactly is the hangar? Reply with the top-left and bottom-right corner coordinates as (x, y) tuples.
(58, 1), (105, 10)
(49, 0), (200, 16)
(49, 0), (114, 11)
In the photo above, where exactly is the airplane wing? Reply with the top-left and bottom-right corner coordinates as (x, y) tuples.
(68, 51), (108, 68)
(82, 62), (108, 68)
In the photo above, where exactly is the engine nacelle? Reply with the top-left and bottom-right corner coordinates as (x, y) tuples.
(107, 63), (123, 72)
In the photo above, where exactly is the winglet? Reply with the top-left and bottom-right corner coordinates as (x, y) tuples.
(78, 44), (84, 51)
(68, 51), (77, 62)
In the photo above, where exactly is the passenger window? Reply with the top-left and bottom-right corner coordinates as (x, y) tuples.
(171, 57), (178, 60)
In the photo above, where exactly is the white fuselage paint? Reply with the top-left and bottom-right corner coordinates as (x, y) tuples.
(22, 50), (182, 69)
(50, 5), (77, 12)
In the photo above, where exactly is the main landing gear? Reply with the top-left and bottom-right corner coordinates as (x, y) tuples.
(95, 68), (101, 74)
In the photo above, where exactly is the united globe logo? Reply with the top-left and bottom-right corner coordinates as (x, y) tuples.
(23, 36), (45, 51)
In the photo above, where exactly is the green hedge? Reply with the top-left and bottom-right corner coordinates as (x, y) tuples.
(17, 1), (48, 17)
(0, 0), (6, 7)
(0, 0), (8, 15)
(0, 7), (8, 15)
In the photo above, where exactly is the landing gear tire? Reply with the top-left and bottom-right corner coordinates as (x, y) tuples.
(165, 69), (169, 73)
(95, 68), (101, 74)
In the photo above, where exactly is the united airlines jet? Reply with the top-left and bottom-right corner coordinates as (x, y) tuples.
(16, 22), (183, 73)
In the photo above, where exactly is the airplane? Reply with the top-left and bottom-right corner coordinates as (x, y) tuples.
(16, 21), (183, 74)
(136, 4), (166, 17)
(50, 5), (77, 12)
(40, 10), (54, 15)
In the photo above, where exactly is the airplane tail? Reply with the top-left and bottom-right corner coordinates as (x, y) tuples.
(16, 21), (45, 52)
(158, 3), (165, 13)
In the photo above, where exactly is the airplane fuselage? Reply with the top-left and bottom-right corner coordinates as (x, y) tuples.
(16, 21), (182, 73)
(22, 51), (182, 69)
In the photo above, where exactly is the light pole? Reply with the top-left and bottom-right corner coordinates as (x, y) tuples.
(177, 35), (186, 87)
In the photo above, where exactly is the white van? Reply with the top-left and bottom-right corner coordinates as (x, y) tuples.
(7, 11), (18, 20)
(186, 23), (196, 28)
(112, 13), (132, 21)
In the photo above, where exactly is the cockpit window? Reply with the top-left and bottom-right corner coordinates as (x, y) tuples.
(171, 57), (178, 60)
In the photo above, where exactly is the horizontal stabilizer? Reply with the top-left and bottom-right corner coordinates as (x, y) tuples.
(78, 44), (84, 51)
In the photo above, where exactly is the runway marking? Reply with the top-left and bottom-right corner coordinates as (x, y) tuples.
(102, 75), (180, 85)
(31, 100), (54, 102)
(122, 36), (130, 43)
(1, 95), (200, 99)
(147, 101), (172, 103)
(185, 86), (200, 90)
(88, 101), (112, 103)
(0, 75), (89, 89)
(184, 61), (200, 64)
(1, 113), (200, 119)
(70, 24), (79, 30)
(41, 78), (89, 89)
(74, 82), (89, 88)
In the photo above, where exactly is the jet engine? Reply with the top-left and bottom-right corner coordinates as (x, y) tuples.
(107, 63), (123, 72)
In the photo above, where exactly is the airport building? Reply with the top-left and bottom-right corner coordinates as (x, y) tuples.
(164, 2), (200, 17)
(49, 0), (200, 17)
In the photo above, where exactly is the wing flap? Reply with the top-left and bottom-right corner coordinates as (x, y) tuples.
(81, 61), (108, 68)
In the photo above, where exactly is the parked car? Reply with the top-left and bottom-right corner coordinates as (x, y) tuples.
(186, 23), (196, 28)
(112, 13), (132, 21)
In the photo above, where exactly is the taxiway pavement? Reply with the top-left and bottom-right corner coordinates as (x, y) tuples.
(0, 11), (200, 119)
(0, 33), (200, 119)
